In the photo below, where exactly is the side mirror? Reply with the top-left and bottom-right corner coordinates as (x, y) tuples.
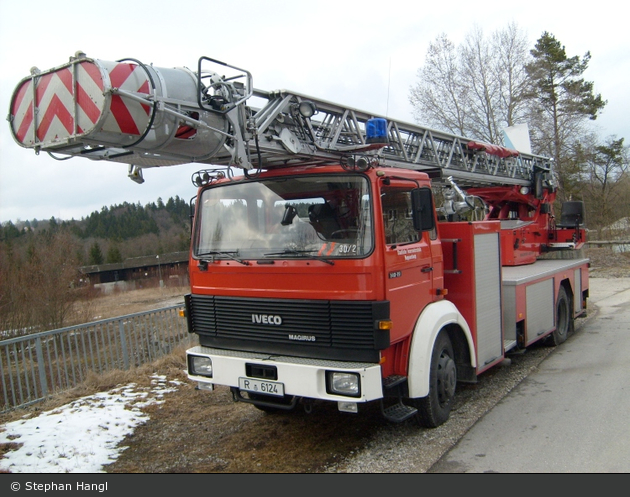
(411, 187), (435, 232)
(281, 204), (298, 226)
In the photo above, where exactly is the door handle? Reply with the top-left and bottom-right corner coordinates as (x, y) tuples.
(421, 266), (433, 273)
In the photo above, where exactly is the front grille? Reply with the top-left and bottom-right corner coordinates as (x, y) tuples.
(186, 295), (389, 362)
(216, 298), (332, 344)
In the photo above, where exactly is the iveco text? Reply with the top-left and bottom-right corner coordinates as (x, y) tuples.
(252, 314), (283, 325)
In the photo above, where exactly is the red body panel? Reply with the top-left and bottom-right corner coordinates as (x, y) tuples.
(191, 259), (382, 301)
(439, 221), (502, 356)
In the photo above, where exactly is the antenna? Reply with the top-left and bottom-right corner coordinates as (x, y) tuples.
(386, 57), (392, 118)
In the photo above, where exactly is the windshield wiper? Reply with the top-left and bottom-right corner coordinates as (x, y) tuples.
(263, 249), (334, 266)
(197, 250), (250, 266)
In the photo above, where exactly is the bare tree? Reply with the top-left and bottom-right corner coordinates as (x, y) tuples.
(409, 23), (532, 143)
(0, 229), (84, 337)
(29, 230), (84, 331)
(409, 33), (468, 136)
(0, 241), (32, 336)
(576, 135), (629, 239)
(460, 26), (502, 142)
(492, 23), (532, 131)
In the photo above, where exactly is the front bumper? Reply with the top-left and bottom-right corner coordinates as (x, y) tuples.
(186, 345), (384, 402)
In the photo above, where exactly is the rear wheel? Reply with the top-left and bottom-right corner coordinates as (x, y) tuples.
(412, 331), (457, 428)
(548, 286), (571, 346)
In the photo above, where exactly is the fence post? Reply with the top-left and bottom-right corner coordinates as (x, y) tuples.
(119, 320), (130, 370)
(35, 337), (48, 400)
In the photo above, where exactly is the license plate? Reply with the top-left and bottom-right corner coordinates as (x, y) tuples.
(238, 377), (285, 397)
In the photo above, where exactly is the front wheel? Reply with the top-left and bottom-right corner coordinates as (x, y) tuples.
(412, 331), (457, 428)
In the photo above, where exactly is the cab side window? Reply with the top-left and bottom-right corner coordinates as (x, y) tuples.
(381, 187), (420, 245)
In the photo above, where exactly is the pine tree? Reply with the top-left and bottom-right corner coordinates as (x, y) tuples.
(89, 241), (104, 265)
(525, 32), (607, 201)
(106, 244), (123, 264)
(0, 221), (21, 241)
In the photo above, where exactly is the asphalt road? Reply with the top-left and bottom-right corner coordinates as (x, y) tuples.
(429, 278), (630, 473)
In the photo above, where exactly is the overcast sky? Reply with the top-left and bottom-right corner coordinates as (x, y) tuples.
(1, 0), (628, 224)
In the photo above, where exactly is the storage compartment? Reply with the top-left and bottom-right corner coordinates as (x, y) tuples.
(440, 221), (504, 373)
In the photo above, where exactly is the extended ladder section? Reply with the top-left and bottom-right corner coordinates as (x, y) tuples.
(8, 53), (551, 188)
(238, 89), (551, 189)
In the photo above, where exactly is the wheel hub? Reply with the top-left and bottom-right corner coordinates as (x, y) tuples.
(437, 353), (457, 406)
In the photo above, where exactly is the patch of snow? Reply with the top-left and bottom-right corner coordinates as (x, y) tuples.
(0, 374), (182, 473)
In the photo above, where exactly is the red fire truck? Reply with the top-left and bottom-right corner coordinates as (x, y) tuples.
(9, 53), (588, 427)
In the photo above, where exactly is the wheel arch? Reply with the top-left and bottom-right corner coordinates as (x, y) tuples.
(560, 277), (574, 302)
(407, 300), (476, 398)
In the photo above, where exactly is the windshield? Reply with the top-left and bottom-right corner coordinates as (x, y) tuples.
(194, 174), (373, 260)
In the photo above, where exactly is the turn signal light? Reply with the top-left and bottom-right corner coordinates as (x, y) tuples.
(378, 320), (393, 330)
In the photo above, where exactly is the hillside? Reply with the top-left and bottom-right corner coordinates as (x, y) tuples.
(0, 195), (192, 264)
(0, 196), (194, 336)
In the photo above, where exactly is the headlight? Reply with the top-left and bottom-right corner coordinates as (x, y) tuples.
(189, 355), (213, 377)
(326, 371), (360, 397)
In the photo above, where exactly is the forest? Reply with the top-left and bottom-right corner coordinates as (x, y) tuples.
(0, 196), (191, 264)
(0, 196), (192, 335)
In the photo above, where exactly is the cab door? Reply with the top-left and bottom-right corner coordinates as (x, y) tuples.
(380, 184), (435, 345)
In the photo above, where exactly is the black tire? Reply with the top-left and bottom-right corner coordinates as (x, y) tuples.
(412, 331), (457, 428)
(548, 286), (571, 346)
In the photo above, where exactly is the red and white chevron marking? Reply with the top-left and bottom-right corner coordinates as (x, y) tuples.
(97, 61), (151, 136)
(10, 60), (151, 147)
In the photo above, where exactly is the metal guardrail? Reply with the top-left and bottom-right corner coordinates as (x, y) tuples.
(0, 305), (191, 412)
(587, 240), (630, 245)
(587, 240), (630, 253)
